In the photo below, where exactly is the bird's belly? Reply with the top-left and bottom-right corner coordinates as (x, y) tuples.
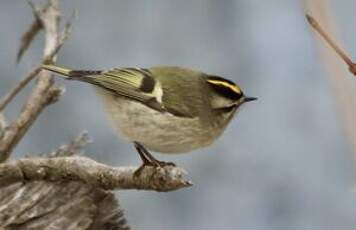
(99, 94), (217, 153)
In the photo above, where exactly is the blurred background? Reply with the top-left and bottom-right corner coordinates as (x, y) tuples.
(2, 0), (356, 229)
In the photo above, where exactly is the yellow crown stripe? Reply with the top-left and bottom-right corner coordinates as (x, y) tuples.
(207, 79), (241, 94)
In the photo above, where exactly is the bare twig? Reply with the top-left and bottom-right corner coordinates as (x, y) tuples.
(0, 156), (192, 192)
(0, 67), (42, 112)
(306, 14), (356, 75)
(0, 4), (73, 112)
(16, 13), (43, 63)
(0, 85), (64, 162)
(0, 0), (73, 162)
(49, 132), (90, 157)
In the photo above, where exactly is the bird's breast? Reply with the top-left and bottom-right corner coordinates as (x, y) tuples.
(96, 89), (225, 153)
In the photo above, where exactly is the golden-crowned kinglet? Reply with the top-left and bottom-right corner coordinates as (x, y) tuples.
(42, 64), (257, 171)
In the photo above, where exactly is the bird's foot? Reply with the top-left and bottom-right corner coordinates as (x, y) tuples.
(155, 160), (176, 167)
(133, 142), (176, 176)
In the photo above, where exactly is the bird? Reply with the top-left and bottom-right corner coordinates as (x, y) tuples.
(42, 64), (257, 173)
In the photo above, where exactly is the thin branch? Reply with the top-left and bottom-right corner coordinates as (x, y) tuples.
(49, 132), (90, 157)
(0, 6), (73, 112)
(0, 67), (41, 112)
(306, 14), (356, 75)
(306, 14), (353, 66)
(0, 31), (71, 113)
(0, 86), (64, 161)
(16, 3), (43, 63)
(0, 156), (192, 192)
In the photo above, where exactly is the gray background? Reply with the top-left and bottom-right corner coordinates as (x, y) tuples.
(1, 0), (356, 229)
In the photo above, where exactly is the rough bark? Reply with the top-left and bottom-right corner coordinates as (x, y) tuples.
(0, 156), (192, 192)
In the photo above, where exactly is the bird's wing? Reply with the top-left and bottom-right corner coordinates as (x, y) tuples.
(71, 68), (165, 112)
(42, 64), (200, 117)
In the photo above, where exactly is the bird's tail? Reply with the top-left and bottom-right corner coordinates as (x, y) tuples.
(42, 64), (104, 81)
(41, 64), (73, 78)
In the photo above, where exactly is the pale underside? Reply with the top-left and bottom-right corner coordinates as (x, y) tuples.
(96, 88), (226, 154)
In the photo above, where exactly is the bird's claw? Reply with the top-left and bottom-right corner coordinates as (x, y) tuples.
(134, 160), (177, 177)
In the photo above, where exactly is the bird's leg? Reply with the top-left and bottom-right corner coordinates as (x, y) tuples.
(135, 142), (176, 167)
(134, 142), (156, 166)
(133, 142), (158, 176)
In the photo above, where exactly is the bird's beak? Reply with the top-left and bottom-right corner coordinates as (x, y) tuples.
(243, 96), (258, 103)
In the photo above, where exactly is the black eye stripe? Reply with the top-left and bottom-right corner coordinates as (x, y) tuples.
(206, 75), (242, 100)
(208, 83), (242, 100)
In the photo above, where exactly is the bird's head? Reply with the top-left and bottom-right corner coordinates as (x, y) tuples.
(206, 75), (257, 113)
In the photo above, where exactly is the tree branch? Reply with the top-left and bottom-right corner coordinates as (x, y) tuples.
(0, 0), (71, 162)
(16, 0), (43, 63)
(0, 156), (192, 192)
(49, 132), (90, 157)
(0, 26), (72, 114)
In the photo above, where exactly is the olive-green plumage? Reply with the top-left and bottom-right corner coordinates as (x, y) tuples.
(41, 64), (256, 157)
(149, 66), (210, 118)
